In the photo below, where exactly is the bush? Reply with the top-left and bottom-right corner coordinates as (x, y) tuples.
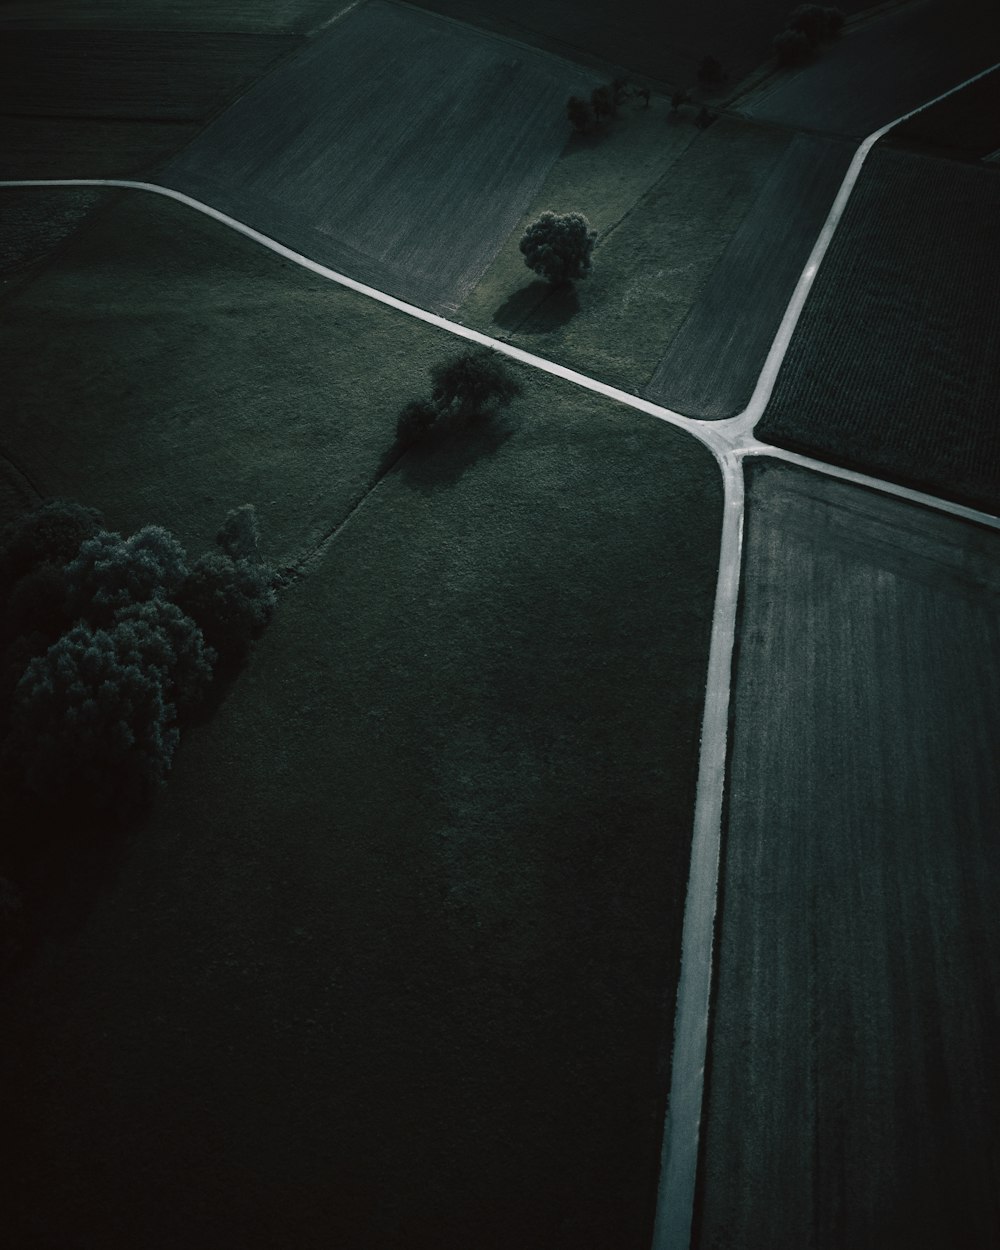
(0, 498), (101, 599)
(773, 26), (812, 64)
(396, 398), (440, 446)
(65, 525), (189, 623)
(216, 504), (264, 565)
(566, 95), (592, 133)
(520, 211), (597, 286)
(176, 551), (276, 663)
(429, 348), (521, 422)
(113, 599), (216, 715)
(4, 620), (180, 808)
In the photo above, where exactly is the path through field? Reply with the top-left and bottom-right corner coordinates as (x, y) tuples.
(1, 36), (998, 1250)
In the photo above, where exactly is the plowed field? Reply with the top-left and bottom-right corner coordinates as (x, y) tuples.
(162, 0), (591, 314)
(697, 459), (1000, 1250)
(758, 146), (1000, 512)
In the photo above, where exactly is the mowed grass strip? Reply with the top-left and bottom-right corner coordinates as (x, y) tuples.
(645, 133), (854, 418)
(462, 115), (788, 395)
(758, 147), (1000, 513)
(0, 0), (350, 32)
(0, 377), (722, 1249)
(696, 459), (1000, 1250)
(0, 189), (451, 561)
(162, 0), (592, 314)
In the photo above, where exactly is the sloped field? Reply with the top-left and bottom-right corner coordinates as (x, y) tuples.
(696, 460), (1000, 1250)
(645, 132), (854, 418)
(162, 0), (592, 314)
(758, 147), (1000, 512)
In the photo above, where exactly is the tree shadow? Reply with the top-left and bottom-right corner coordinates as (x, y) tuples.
(493, 282), (580, 335)
(396, 414), (516, 493)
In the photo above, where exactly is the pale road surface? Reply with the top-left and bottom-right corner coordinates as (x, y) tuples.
(1, 56), (998, 1250)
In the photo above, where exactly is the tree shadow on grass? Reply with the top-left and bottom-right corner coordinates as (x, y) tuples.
(396, 415), (516, 494)
(493, 282), (580, 334)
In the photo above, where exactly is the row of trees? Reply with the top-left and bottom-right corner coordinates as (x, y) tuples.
(0, 499), (276, 818)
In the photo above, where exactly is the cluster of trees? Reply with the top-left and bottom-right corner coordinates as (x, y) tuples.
(396, 348), (521, 447)
(566, 77), (649, 134)
(0, 499), (276, 818)
(774, 4), (845, 65)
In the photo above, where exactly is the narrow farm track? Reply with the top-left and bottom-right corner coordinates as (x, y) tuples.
(1, 54), (999, 1250)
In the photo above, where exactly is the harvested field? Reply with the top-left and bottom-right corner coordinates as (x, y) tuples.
(739, 0), (999, 137)
(462, 115), (789, 394)
(696, 459), (1000, 1250)
(0, 0), (347, 32)
(644, 133), (854, 418)
(161, 0), (591, 314)
(758, 146), (1000, 513)
(404, 0), (870, 91)
(890, 64), (1000, 159)
(0, 347), (723, 1246)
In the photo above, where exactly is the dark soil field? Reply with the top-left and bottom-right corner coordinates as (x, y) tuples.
(404, 0), (870, 90)
(462, 116), (789, 395)
(161, 0), (591, 315)
(739, 0), (1000, 137)
(0, 0), (346, 31)
(758, 146), (1000, 512)
(0, 189), (723, 1246)
(645, 133), (854, 418)
(696, 459), (1000, 1250)
(0, 29), (299, 177)
(890, 64), (1000, 158)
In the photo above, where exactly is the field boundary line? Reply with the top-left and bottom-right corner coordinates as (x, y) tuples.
(740, 58), (1000, 431)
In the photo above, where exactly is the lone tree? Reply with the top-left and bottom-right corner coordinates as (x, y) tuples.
(520, 211), (597, 286)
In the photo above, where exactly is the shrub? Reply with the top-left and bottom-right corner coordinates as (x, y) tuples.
(216, 504), (263, 565)
(176, 552), (276, 663)
(396, 398), (440, 446)
(566, 95), (592, 133)
(65, 525), (189, 623)
(113, 599), (216, 715)
(773, 26), (812, 64)
(429, 348), (521, 423)
(0, 498), (101, 598)
(4, 620), (180, 808)
(520, 211), (597, 286)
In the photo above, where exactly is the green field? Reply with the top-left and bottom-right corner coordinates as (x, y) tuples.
(758, 146), (1000, 512)
(697, 460), (1000, 1250)
(460, 114), (789, 395)
(0, 189), (723, 1247)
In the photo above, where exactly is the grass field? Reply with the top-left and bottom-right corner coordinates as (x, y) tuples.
(0, 186), (723, 1248)
(757, 147), (1000, 512)
(460, 115), (789, 395)
(696, 459), (1000, 1250)
(0, 187), (110, 280)
(161, 0), (591, 314)
(644, 133), (854, 417)
(890, 64), (1000, 159)
(738, 0), (1000, 137)
(404, 0), (871, 90)
(0, 0), (348, 31)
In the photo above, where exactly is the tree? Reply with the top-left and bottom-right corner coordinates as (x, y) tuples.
(566, 95), (592, 133)
(65, 525), (189, 623)
(176, 551), (276, 664)
(773, 26), (812, 64)
(671, 87), (692, 112)
(591, 85), (614, 124)
(520, 211), (597, 286)
(216, 504), (263, 565)
(4, 620), (180, 808)
(429, 348), (521, 422)
(113, 598), (216, 715)
(0, 498), (101, 599)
